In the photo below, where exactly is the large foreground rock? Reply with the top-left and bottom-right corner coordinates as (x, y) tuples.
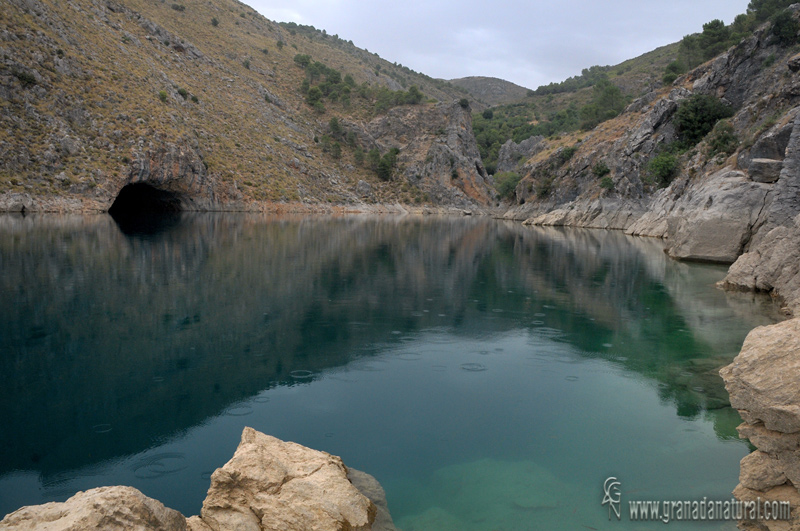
(0, 486), (187, 530)
(188, 427), (377, 531)
(0, 428), (392, 531)
(721, 319), (800, 433)
(720, 319), (800, 530)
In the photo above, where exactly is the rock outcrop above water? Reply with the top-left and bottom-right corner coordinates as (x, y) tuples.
(721, 106), (800, 313)
(0, 428), (394, 531)
(720, 319), (800, 530)
(187, 427), (378, 531)
(0, 486), (188, 531)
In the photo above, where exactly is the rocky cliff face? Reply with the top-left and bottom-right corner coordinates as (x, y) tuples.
(358, 101), (496, 207)
(501, 9), (800, 312)
(0, 427), (395, 531)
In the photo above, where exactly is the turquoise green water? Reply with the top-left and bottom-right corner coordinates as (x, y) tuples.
(0, 214), (782, 528)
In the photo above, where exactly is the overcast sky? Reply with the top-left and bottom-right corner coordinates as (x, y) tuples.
(247, 0), (751, 90)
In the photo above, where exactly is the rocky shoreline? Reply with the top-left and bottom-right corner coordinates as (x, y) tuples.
(0, 190), (489, 217)
(0, 427), (397, 531)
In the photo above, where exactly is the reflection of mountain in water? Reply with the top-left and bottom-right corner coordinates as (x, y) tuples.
(0, 214), (780, 479)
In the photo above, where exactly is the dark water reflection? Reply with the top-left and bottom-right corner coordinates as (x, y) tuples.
(0, 213), (782, 525)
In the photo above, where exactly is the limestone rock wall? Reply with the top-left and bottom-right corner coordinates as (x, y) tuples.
(360, 101), (496, 207)
(721, 319), (800, 530)
(504, 11), (800, 277)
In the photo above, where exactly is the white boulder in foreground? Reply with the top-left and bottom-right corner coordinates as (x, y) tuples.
(187, 427), (376, 531)
(1, 427), (393, 531)
(0, 486), (187, 530)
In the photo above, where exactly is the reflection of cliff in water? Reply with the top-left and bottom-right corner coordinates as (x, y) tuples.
(0, 214), (780, 479)
(481, 224), (781, 430)
(0, 214), (498, 477)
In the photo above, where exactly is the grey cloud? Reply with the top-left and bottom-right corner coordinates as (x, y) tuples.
(252, 0), (750, 89)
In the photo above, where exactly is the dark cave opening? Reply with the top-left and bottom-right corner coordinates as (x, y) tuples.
(108, 183), (185, 236)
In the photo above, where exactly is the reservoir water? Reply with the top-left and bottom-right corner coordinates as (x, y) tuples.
(0, 214), (783, 529)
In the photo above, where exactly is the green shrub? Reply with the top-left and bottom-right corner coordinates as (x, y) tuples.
(458, 98), (470, 109)
(243, 59), (250, 70)
(330, 142), (342, 159)
(764, 53), (777, 67)
(600, 176), (614, 190)
(294, 54), (311, 68)
(376, 148), (400, 181)
(772, 10), (799, 45)
(707, 120), (739, 156)
(211, 17), (219, 27)
(662, 60), (686, 85)
(13, 70), (36, 87)
(367, 148), (381, 171)
(535, 174), (555, 197)
(752, 0), (799, 21)
(191, 95), (199, 103)
(405, 85), (423, 104)
(494, 171), (522, 199)
(306, 86), (323, 106)
(277, 40), (285, 50)
(662, 72), (678, 85)
(647, 152), (679, 188)
(592, 161), (610, 178)
(578, 79), (627, 130)
(673, 19), (742, 71)
(158, 90), (168, 102)
(177, 87), (188, 100)
(170, 4), (185, 11)
(328, 116), (342, 137)
(674, 94), (734, 147)
(558, 146), (578, 165)
(665, 60), (685, 76)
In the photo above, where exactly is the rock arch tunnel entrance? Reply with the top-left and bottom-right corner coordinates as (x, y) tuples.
(108, 182), (185, 236)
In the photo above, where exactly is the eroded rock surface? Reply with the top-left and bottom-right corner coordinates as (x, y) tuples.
(721, 319), (800, 530)
(190, 427), (376, 531)
(0, 486), (187, 531)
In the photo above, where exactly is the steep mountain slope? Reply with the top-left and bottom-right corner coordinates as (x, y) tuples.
(0, 0), (494, 212)
(500, 6), (800, 311)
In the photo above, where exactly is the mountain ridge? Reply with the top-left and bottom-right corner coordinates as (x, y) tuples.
(447, 76), (530, 107)
(0, 0), (493, 212)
